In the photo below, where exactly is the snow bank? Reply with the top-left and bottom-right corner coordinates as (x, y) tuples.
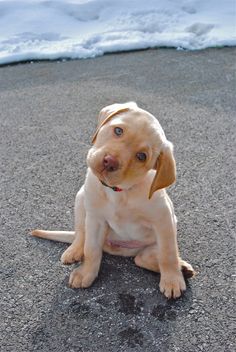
(0, 0), (235, 65)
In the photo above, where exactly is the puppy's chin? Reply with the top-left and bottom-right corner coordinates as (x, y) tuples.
(91, 167), (123, 188)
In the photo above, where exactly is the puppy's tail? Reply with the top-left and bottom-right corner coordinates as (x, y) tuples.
(31, 229), (75, 243)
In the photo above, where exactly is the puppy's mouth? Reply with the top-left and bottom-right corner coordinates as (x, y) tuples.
(97, 165), (122, 187)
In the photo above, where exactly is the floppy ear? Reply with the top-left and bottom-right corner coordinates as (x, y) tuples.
(149, 142), (176, 199)
(92, 102), (137, 144)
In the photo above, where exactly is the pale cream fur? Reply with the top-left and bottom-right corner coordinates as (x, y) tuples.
(32, 102), (194, 299)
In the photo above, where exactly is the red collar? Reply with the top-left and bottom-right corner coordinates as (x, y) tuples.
(101, 180), (123, 192)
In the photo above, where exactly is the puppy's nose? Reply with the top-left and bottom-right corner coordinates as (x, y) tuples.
(103, 155), (119, 172)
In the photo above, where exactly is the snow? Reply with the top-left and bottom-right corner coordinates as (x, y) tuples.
(0, 0), (235, 65)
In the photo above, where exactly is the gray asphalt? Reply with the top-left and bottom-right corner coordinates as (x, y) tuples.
(0, 48), (235, 352)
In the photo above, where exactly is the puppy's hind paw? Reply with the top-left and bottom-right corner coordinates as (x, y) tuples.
(61, 245), (83, 265)
(180, 260), (195, 279)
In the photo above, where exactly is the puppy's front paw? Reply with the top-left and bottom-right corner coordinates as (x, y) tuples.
(160, 270), (186, 299)
(69, 267), (95, 288)
(61, 245), (83, 265)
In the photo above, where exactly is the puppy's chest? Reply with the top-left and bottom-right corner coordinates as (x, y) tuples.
(104, 197), (151, 237)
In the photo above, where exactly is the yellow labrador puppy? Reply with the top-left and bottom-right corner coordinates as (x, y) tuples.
(32, 102), (194, 299)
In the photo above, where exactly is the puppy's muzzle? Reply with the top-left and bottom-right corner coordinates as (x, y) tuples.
(103, 155), (119, 172)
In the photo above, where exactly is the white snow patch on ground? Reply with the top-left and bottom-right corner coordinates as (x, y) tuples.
(0, 0), (235, 65)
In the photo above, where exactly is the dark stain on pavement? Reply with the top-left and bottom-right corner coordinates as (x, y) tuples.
(68, 301), (92, 317)
(118, 327), (144, 348)
(118, 293), (144, 315)
(151, 304), (177, 321)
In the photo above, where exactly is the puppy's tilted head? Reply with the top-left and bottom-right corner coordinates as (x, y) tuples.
(87, 102), (176, 198)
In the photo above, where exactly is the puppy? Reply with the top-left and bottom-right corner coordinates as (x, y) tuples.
(32, 102), (194, 299)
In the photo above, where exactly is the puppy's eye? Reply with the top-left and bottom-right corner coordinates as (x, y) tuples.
(114, 127), (123, 136)
(136, 152), (147, 162)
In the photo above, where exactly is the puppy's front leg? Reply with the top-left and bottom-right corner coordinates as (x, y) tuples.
(69, 215), (107, 288)
(61, 189), (85, 264)
(155, 209), (186, 299)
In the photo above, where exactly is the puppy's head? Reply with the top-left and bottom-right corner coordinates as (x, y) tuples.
(87, 102), (176, 198)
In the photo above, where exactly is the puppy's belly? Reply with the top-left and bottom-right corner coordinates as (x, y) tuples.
(106, 220), (155, 247)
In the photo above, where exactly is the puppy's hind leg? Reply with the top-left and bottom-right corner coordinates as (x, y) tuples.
(61, 189), (86, 265)
(135, 245), (160, 272)
(135, 245), (195, 278)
